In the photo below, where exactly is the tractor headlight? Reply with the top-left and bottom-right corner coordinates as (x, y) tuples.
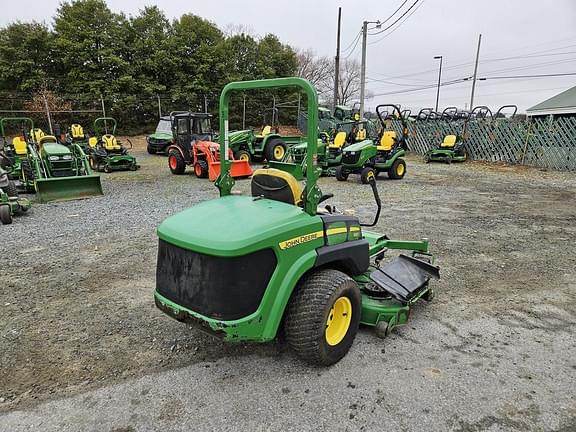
(62, 155), (72, 160)
(48, 156), (59, 161)
(350, 152), (355, 155)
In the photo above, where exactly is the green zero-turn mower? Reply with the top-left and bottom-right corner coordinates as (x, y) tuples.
(336, 104), (408, 184)
(88, 117), (140, 173)
(154, 77), (440, 366)
(0, 166), (30, 224)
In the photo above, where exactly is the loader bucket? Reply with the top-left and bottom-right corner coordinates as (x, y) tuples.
(208, 160), (253, 182)
(34, 175), (103, 203)
(268, 161), (305, 181)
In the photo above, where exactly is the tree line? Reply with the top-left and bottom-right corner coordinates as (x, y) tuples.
(0, 0), (361, 134)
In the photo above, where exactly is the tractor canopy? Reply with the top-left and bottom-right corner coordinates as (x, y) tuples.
(150, 117), (173, 140)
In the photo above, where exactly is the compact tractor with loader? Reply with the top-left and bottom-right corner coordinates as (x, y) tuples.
(154, 78), (439, 366)
(88, 117), (139, 172)
(167, 112), (252, 181)
(336, 104), (408, 184)
(227, 124), (303, 163)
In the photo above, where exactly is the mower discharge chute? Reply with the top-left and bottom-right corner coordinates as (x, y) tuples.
(154, 77), (440, 366)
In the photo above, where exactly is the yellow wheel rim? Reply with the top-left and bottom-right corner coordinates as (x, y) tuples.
(325, 296), (352, 346)
(396, 163), (405, 176)
(274, 145), (285, 160)
(239, 153), (250, 162)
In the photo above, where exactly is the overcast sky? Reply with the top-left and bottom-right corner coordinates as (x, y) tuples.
(2, 0), (575, 113)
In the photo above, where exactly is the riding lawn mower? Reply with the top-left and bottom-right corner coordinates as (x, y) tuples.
(154, 78), (440, 366)
(88, 117), (140, 172)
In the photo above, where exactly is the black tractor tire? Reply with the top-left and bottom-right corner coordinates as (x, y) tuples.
(0, 204), (12, 225)
(234, 149), (251, 163)
(147, 144), (156, 155)
(5, 180), (18, 198)
(264, 138), (287, 162)
(89, 155), (99, 171)
(168, 150), (186, 175)
(335, 165), (348, 182)
(104, 164), (113, 173)
(129, 162), (139, 171)
(360, 166), (376, 184)
(388, 158), (406, 180)
(284, 269), (362, 366)
(194, 159), (209, 178)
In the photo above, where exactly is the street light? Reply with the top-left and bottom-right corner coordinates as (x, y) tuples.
(433, 55), (443, 113)
(359, 20), (381, 124)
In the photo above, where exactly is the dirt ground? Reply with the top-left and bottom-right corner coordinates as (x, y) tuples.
(1, 137), (575, 428)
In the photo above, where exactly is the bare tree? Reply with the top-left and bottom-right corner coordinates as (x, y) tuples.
(223, 23), (256, 38)
(335, 59), (361, 106)
(296, 49), (332, 101)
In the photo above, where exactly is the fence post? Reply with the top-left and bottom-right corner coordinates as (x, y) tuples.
(100, 95), (106, 117)
(42, 94), (53, 135)
(242, 93), (246, 130)
(157, 95), (162, 118)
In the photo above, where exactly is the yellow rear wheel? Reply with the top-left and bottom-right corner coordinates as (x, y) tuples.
(273, 145), (285, 160)
(325, 297), (352, 346)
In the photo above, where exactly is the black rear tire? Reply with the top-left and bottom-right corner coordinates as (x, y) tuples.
(194, 159), (209, 178)
(0, 204), (12, 225)
(20, 159), (36, 192)
(360, 166), (376, 184)
(168, 150), (186, 175)
(147, 144), (156, 155)
(5, 180), (18, 198)
(335, 165), (348, 181)
(264, 138), (286, 162)
(234, 149), (251, 163)
(284, 269), (361, 366)
(388, 158), (406, 180)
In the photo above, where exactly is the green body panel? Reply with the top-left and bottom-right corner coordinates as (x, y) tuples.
(228, 129), (303, 158)
(148, 132), (173, 141)
(425, 148), (467, 163)
(342, 139), (406, 172)
(41, 142), (71, 157)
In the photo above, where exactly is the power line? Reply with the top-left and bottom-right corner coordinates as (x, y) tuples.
(340, 30), (361, 54)
(479, 72), (576, 80)
(370, 78), (468, 97)
(369, 0), (422, 36)
(375, 0), (409, 27)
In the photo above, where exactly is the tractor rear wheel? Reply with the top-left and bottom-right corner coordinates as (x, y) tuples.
(194, 160), (209, 178)
(388, 158), (406, 180)
(5, 180), (18, 198)
(335, 165), (348, 181)
(285, 269), (361, 366)
(0, 204), (12, 225)
(168, 150), (186, 175)
(89, 155), (99, 171)
(234, 150), (251, 163)
(360, 167), (376, 184)
(265, 138), (286, 162)
(147, 144), (156, 155)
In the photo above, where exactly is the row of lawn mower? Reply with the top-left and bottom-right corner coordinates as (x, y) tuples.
(153, 77), (441, 366)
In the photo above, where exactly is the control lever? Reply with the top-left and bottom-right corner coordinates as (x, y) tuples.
(360, 176), (381, 227)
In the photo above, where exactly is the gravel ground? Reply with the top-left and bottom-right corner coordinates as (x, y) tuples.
(1, 137), (575, 430)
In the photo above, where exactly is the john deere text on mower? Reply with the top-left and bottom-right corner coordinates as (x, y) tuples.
(336, 104), (408, 183)
(154, 78), (439, 366)
(166, 112), (252, 180)
(88, 117), (139, 172)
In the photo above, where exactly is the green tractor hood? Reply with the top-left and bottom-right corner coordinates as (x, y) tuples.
(157, 195), (321, 257)
(41, 142), (72, 157)
(342, 139), (374, 153)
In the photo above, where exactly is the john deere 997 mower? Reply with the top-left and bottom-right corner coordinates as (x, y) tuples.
(154, 78), (439, 366)
(336, 104), (408, 183)
(88, 118), (139, 172)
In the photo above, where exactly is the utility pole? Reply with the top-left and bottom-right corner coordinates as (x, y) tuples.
(333, 7), (342, 109)
(469, 34), (482, 110)
(157, 95), (162, 118)
(359, 21), (368, 123)
(434, 56), (443, 112)
(42, 94), (53, 135)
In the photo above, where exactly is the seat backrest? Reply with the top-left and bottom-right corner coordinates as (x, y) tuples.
(356, 128), (367, 141)
(102, 134), (121, 151)
(251, 168), (302, 206)
(12, 137), (28, 155)
(330, 131), (347, 149)
(88, 137), (98, 148)
(377, 131), (397, 151)
(71, 124), (84, 139)
(440, 134), (457, 148)
(30, 128), (45, 143)
(260, 125), (272, 136)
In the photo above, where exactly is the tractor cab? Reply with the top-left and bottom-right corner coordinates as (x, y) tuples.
(171, 112), (213, 160)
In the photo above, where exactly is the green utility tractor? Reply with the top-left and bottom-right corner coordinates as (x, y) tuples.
(336, 104), (408, 184)
(227, 124), (303, 163)
(147, 116), (174, 154)
(0, 166), (30, 224)
(89, 117), (139, 172)
(154, 78), (440, 366)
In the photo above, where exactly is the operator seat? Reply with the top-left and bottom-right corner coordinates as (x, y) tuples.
(377, 131), (397, 152)
(102, 135), (122, 152)
(329, 131), (347, 149)
(70, 124), (85, 140)
(12, 137), (28, 155)
(251, 167), (302, 206)
(355, 128), (367, 141)
(440, 135), (457, 148)
(256, 125), (272, 138)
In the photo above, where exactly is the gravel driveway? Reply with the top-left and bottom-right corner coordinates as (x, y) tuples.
(1, 138), (575, 431)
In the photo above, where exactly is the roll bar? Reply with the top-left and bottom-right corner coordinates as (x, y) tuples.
(495, 105), (518, 119)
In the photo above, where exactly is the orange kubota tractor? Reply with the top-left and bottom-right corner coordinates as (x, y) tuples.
(167, 112), (252, 181)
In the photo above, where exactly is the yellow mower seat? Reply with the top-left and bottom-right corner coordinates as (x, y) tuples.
(251, 167), (302, 206)
(30, 128), (45, 143)
(356, 128), (367, 141)
(329, 131), (347, 149)
(377, 131), (397, 152)
(102, 134), (121, 151)
(12, 137), (28, 155)
(71, 124), (85, 139)
(88, 137), (98, 148)
(440, 134), (457, 148)
(255, 125), (272, 138)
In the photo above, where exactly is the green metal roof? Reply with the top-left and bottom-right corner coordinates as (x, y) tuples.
(527, 85), (576, 115)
